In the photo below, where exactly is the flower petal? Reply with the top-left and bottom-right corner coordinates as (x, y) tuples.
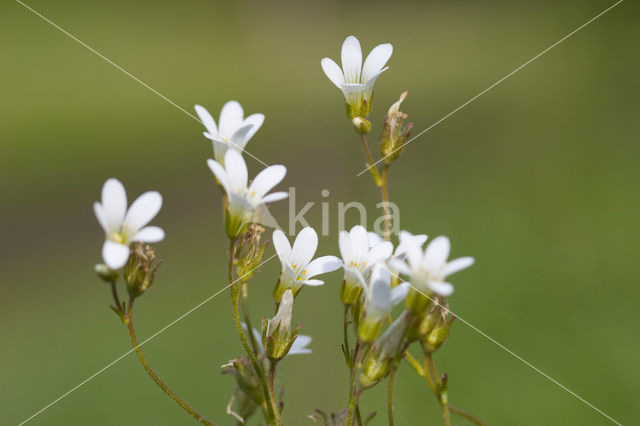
(272, 229), (292, 266)
(123, 191), (162, 234)
(194, 104), (218, 136)
(341, 35), (362, 83)
(367, 232), (383, 247)
(305, 255), (342, 278)
(207, 158), (230, 193)
(428, 280), (454, 297)
(228, 124), (255, 151)
(132, 226), (165, 243)
(260, 192), (289, 204)
(442, 257), (474, 278)
(396, 232), (427, 258)
(240, 113), (265, 146)
(101, 178), (127, 232)
(423, 236), (450, 273)
(223, 150), (248, 193)
(299, 279), (324, 286)
(102, 240), (130, 269)
(249, 165), (287, 199)
(390, 282), (410, 306)
(368, 241), (393, 263)
(218, 100), (244, 137)
(362, 43), (393, 83)
(349, 225), (369, 261)
(321, 57), (345, 89)
(94, 202), (108, 233)
(338, 231), (352, 261)
(388, 258), (411, 276)
(289, 335), (312, 355)
(290, 227), (318, 269)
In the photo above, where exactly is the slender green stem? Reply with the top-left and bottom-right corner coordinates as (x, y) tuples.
(449, 406), (486, 426)
(360, 134), (381, 184)
(379, 164), (391, 240)
(228, 238), (276, 425)
(240, 283), (260, 354)
(125, 300), (215, 425)
(387, 365), (398, 426)
(343, 305), (352, 366)
(268, 361), (284, 426)
(346, 388), (363, 426)
(442, 403), (452, 426)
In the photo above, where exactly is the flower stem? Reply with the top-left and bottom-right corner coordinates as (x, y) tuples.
(387, 365), (398, 426)
(360, 134), (381, 185)
(343, 305), (352, 366)
(346, 387), (363, 426)
(449, 406), (486, 426)
(125, 299), (215, 426)
(379, 164), (391, 240)
(228, 238), (277, 425)
(268, 361), (285, 426)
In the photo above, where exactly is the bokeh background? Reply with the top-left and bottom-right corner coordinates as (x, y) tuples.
(2, 0), (639, 424)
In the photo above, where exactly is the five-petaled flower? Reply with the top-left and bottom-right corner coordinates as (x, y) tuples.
(207, 150), (288, 237)
(390, 232), (474, 297)
(94, 178), (164, 270)
(272, 227), (342, 302)
(321, 35), (393, 118)
(195, 101), (265, 164)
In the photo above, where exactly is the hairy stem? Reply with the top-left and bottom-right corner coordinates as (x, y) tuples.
(346, 388), (363, 426)
(125, 300), (215, 425)
(240, 283), (260, 354)
(228, 238), (277, 425)
(449, 406), (486, 426)
(343, 305), (352, 366)
(268, 361), (284, 426)
(360, 134), (381, 184)
(387, 365), (398, 426)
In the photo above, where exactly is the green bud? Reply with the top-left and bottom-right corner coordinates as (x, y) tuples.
(405, 286), (431, 314)
(351, 116), (372, 135)
(422, 315), (455, 354)
(124, 243), (161, 298)
(272, 279), (302, 304)
(358, 315), (384, 343)
(359, 313), (407, 388)
(235, 224), (267, 284)
(379, 91), (412, 165)
(340, 278), (363, 306)
(94, 263), (118, 283)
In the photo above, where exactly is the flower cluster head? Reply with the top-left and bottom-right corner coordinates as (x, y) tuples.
(272, 227), (342, 302)
(208, 150), (288, 237)
(390, 232), (474, 312)
(195, 101), (264, 165)
(94, 178), (164, 270)
(321, 35), (393, 123)
(338, 225), (393, 305)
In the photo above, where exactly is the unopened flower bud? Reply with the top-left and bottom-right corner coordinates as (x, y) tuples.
(422, 315), (455, 354)
(340, 278), (363, 306)
(405, 286), (432, 314)
(351, 116), (372, 135)
(235, 224), (267, 283)
(380, 91), (412, 165)
(359, 313), (407, 388)
(95, 263), (119, 283)
(124, 243), (162, 298)
(264, 290), (300, 361)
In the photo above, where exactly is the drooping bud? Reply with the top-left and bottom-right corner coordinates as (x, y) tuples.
(380, 91), (412, 165)
(124, 243), (162, 298)
(235, 224), (267, 284)
(264, 290), (300, 361)
(359, 312), (408, 388)
(95, 263), (119, 283)
(351, 116), (372, 135)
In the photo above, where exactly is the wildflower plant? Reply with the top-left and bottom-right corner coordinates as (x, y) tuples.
(92, 34), (481, 426)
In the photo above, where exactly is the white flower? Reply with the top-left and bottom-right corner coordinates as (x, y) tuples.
(390, 232), (474, 297)
(94, 178), (164, 269)
(242, 322), (312, 357)
(363, 264), (409, 321)
(321, 35), (393, 116)
(272, 227), (342, 300)
(207, 150), (288, 236)
(339, 225), (393, 290)
(195, 101), (265, 164)
(368, 231), (428, 276)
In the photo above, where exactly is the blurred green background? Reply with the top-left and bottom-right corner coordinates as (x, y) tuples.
(2, 0), (639, 424)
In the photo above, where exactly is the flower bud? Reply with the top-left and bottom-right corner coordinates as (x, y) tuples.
(380, 91), (412, 165)
(422, 314), (455, 355)
(264, 290), (300, 361)
(340, 278), (363, 306)
(124, 243), (161, 298)
(221, 357), (265, 406)
(351, 116), (372, 135)
(235, 224), (267, 284)
(359, 313), (407, 388)
(405, 286), (431, 314)
(95, 263), (119, 283)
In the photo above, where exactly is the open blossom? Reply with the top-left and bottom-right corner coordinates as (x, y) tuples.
(390, 232), (474, 297)
(242, 323), (312, 356)
(195, 101), (265, 164)
(94, 178), (164, 269)
(272, 227), (342, 301)
(368, 231), (427, 276)
(321, 35), (393, 118)
(207, 150), (288, 236)
(340, 225), (393, 290)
